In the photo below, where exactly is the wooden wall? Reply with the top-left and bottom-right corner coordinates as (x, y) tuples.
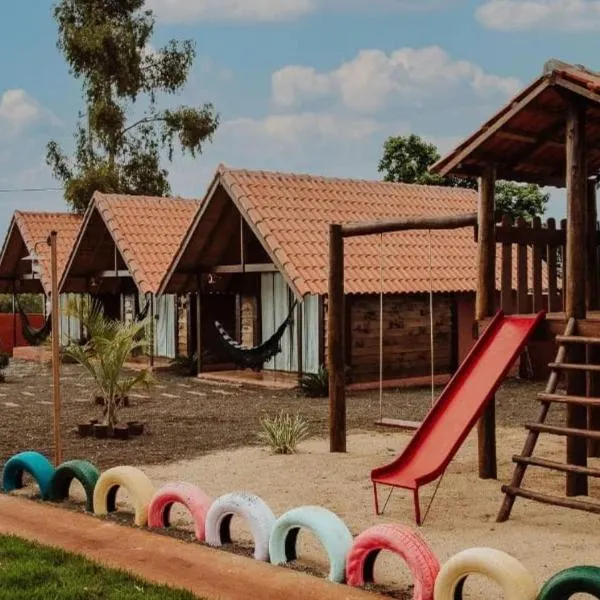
(346, 293), (454, 383)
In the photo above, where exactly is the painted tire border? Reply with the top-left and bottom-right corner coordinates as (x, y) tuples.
(93, 466), (155, 527)
(50, 459), (100, 512)
(346, 523), (440, 600)
(538, 565), (600, 599)
(148, 482), (212, 541)
(269, 505), (353, 583)
(2, 451), (55, 500)
(433, 547), (538, 600)
(205, 492), (276, 561)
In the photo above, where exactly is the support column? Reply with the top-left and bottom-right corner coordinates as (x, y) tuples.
(586, 180), (600, 457)
(328, 224), (346, 453)
(476, 164), (497, 480)
(196, 292), (202, 375)
(565, 98), (588, 496)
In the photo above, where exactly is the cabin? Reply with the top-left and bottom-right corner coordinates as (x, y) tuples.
(0, 211), (82, 355)
(59, 192), (199, 364)
(160, 165), (493, 388)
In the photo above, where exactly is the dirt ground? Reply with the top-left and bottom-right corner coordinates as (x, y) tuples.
(0, 359), (551, 470)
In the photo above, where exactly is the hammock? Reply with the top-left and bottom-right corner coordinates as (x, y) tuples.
(135, 295), (151, 322)
(214, 301), (297, 371)
(15, 296), (52, 346)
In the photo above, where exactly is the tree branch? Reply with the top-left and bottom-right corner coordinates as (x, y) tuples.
(120, 115), (167, 137)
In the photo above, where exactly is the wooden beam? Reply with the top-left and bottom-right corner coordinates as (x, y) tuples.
(328, 224), (346, 453)
(476, 164), (497, 481)
(557, 78), (600, 110)
(48, 231), (62, 466)
(196, 291), (202, 375)
(503, 120), (566, 172)
(496, 129), (564, 147)
(565, 97), (588, 496)
(204, 264), (278, 274)
(296, 301), (303, 385)
(341, 213), (477, 238)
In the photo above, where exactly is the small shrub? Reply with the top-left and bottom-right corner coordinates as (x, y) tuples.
(259, 411), (309, 454)
(299, 365), (329, 398)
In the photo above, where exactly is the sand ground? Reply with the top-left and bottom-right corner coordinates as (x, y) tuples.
(139, 428), (600, 598)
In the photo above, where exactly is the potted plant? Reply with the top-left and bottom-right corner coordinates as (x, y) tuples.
(64, 298), (153, 439)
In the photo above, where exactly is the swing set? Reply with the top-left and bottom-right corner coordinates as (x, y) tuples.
(327, 212), (480, 452)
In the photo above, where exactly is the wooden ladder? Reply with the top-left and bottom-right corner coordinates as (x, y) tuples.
(497, 318), (600, 521)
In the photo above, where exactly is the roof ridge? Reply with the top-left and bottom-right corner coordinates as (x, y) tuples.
(219, 166), (478, 194)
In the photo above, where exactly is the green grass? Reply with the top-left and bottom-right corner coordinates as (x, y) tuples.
(0, 534), (201, 599)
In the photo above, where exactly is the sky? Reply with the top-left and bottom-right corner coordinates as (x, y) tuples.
(1, 0), (599, 233)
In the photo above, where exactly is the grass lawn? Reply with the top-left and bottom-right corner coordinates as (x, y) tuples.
(0, 534), (200, 599)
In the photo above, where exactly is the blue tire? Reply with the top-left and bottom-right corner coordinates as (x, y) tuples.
(268, 505), (353, 583)
(2, 451), (55, 500)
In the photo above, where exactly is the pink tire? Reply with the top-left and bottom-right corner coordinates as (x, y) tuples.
(148, 482), (212, 541)
(346, 523), (440, 600)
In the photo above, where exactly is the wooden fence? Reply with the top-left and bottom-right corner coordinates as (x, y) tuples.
(495, 215), (566, 315)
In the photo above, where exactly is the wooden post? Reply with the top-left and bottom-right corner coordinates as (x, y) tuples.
(565, 98), (588, 496)
(586, 180), (600, 456)
(476, 165), (497, 480)
(500, 215), (513, 314)
(328, 224), (346, 453)
(150, 295), (155, 369)
(196, 292), (202, 375)
(48, 231), (62, 467)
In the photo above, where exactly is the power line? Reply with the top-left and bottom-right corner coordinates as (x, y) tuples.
(0, 187), (64, 193)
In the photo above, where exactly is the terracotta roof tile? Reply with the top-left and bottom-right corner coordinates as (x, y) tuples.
(14, 212), (82, 294)
(219, 167), (479, 296)
(93, 193), (200, 295)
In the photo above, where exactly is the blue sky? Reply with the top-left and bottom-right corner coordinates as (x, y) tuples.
(0, 0), (599, 232)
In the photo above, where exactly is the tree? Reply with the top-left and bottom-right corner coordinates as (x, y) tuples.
(47, 0), (219, 212)
(378, 134), (549, 219)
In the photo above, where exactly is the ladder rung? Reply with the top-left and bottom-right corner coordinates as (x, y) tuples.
(512, 455), (600, 477)
(548, 362), (600, 373)
(538, 393), (600, 407)
(525, 423), (600, 440)
(556, 335), (600, 345)
(501, 485), (600, 515)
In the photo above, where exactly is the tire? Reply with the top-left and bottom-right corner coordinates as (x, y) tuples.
(93, 466), (155, 527)
(268, 505), (353, 583)
(148, 482), (212, 541)
(50, 460), (100, 512)
(538, 566), (600, 599)
(433, 547), (538, 600)
(205, 492), (276, 561)
(2, 451), (55, 500)
(346, 523), (439, 600)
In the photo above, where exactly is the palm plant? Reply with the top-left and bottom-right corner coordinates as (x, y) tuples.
(64, 297), (153, 429)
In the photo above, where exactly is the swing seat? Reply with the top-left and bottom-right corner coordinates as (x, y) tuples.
(374, 418), (421, 431)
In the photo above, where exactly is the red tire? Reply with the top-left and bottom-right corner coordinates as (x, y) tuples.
(346, 523), (439, 600)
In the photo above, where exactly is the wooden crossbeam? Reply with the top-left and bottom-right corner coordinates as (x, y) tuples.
(512, 455), (600, 478)
(538, 392), (600, 407)
(501, 485), (600, 515)
(525, 422), (600, 440)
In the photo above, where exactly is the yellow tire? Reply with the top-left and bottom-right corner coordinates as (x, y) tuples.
(434, 548), (538, 600)
(93, 466), (155, 527)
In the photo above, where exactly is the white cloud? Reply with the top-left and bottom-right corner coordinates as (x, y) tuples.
(222, 112), (383, 144)
(0, 90), (47, 133)
(272, 46), (522, 113)
(147, 0), (316, 23)
(476, 0), (600, 31)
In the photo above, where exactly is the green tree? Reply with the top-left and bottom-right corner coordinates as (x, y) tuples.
(378, 134), (549, 219)
(47, 0), (219, 212)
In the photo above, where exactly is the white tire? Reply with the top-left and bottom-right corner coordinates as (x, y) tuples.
(269, 505), (354, 583)
(205, 492), (276, 561)
(434, 547), (538, 600)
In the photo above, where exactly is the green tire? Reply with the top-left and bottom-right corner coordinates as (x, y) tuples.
(50, 460), (100, 512)
(538, 566), (600, 599)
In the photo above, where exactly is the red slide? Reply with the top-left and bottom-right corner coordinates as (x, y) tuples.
(371, 310), (544, 525)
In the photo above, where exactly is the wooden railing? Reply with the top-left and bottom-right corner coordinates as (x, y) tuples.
(495, 215), (566, 315)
